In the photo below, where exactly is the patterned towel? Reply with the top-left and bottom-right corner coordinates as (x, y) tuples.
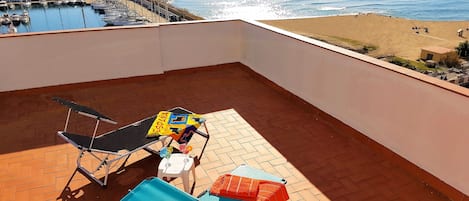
(210, 174), (289, 201)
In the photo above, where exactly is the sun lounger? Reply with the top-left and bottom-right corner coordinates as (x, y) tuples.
(54, 98), (209, 187)
(121, 164), (288, 201)
(121, 177), (198, 201)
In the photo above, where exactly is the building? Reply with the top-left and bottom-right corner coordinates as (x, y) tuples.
(420, 46), (457, 63)
(1, 20), (468, 200)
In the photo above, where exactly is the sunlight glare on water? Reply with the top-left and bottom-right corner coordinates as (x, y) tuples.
(214, 4), (282, 19)
(172, 0), (469, 21)
(173, 0), (290, 20)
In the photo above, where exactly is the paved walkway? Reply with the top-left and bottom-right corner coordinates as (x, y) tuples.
(87, 0), (167, 23)
(0, 63), (451, 200)
(120, 0), (167, 23)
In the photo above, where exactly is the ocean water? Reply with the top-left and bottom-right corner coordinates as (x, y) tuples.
(171, 0), (469, 21)
(2, 0), (467, 34)
(0, 4), (105, 34)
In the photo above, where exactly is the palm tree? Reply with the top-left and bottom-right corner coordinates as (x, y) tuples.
(456, 40), (469, 58)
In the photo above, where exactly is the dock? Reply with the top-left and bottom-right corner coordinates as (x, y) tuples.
(2, 0), (202, 25)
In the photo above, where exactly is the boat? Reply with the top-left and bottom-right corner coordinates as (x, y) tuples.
(10, 13), (21, 26)
(53, 0), (62, 6)
(104, 14), (147, 26)
(39, 0), (48, 7)
(7, 24), (17, 34)
(68, 0), (76, 5)
(20, 11), (29, 24)
(22, 0), (32, 8)
(91, 1), (108, 12)
(0, 0), (6, 11)
(8, 3), (15, 10)
(76, 0), (85, 6)
(1, 14), (11, 25)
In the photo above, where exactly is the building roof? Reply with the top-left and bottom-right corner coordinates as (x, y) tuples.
(422, 46), (455, 54)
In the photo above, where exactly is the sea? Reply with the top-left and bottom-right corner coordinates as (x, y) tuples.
(2, 0), (469, 34)
(171, 0), (469, 21)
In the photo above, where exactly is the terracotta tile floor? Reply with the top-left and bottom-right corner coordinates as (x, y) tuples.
(0, 63), (451, 201)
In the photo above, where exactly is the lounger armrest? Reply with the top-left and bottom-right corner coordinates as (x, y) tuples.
(194, 129), (209, 138)
(53, 97), (117, 124)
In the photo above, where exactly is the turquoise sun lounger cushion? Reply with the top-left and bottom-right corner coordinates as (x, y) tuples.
(121, 177), (197, 201)
(121, 164), (286, 201)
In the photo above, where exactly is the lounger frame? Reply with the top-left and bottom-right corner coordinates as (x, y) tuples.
(54, 98), (209, 187)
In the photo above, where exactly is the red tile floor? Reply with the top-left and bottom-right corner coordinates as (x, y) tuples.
(0, 63), (453, 201)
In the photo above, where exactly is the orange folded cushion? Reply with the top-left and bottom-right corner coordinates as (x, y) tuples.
(210, 174), (259, 200)
(257, 180), (289, 201)
(220, 174), (260, 199)
(209, 174), (289, 201)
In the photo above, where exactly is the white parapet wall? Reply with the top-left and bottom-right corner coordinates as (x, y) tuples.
(158, 20), (243, 71)
(0, 21), (243, 92)
(0, 27), (163, 92)
(241, 20), (469, 195)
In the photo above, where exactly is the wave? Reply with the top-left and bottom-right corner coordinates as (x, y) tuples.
(317, 6), (346, 11)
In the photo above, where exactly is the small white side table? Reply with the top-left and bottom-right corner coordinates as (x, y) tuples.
(157, 153), (196, 193)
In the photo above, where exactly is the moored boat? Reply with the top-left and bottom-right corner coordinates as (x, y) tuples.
(53, 0), (62, 6)
(20, 11), (29, 24)
(0, 0), (8, 11)
(1, 14), (11, 25)
(76, 0), (85, 6)
(10, 13), (21, 26)
(7, 24), (17, 34)
(22, 0), (32, 7)
(39, 0), (48, 7)
(7, 2), (15, 10)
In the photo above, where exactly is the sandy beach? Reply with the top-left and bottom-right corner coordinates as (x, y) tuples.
(262, 14), (469, 60)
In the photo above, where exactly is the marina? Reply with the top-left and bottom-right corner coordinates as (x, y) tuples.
(0, 3), (105, 34)
(0, 0), (192, 34)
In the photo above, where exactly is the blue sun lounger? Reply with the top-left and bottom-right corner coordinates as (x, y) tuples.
(121, 164), (287, 201)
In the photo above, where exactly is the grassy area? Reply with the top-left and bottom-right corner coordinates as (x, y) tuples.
(303, 34), (378, 54)
(329, 36), (377, 49)
(389, 56), (438, 72)
(303, 33), (438, 72)
(328, 36), (378, 53)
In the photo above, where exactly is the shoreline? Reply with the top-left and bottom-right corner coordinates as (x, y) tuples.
(261, 12), (469, 23)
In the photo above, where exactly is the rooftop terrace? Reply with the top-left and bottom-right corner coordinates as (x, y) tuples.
(0, 63), (454, 200)
(1, 19), (468, 201)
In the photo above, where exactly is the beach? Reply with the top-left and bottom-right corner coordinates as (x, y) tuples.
(262, 14), (469, 60)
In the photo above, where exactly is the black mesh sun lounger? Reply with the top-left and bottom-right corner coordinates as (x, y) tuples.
(60, 116), (158, 154)
(53, 98), (209, 187)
